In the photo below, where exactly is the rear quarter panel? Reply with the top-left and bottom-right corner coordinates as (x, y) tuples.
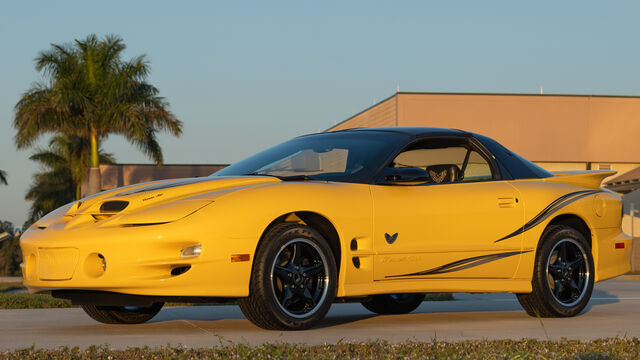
(508, 180), (629, 282)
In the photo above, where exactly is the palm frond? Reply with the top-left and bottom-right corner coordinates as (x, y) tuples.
(15, 33), (180, 175)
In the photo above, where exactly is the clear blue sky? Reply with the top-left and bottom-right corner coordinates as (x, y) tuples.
(1, 1), (640, 226)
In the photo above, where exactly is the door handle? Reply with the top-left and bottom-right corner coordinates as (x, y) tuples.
(497, 197), (518, 208)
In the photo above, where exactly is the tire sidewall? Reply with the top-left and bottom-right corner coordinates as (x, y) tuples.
(535, 227), (594, 316)
(255, 224), (337, 329)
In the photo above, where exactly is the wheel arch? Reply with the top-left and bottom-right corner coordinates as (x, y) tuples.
(255, 211), (342, 280)
(540, 213), (592, 251)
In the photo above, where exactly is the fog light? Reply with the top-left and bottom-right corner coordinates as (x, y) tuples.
(181, 244), (202, 258)
(84, 253), (106, 278)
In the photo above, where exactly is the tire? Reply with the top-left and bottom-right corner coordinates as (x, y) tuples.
(238, 223), (337, 330)
(81, 302), (164, 324)
(517, 225), (594, 317)
(361, 293), (425, 314)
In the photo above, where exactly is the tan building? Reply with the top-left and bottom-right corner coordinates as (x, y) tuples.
(328, 92), (640, 183)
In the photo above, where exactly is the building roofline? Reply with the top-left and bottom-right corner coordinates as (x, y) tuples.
(326, 91), (640, 132)
(326, 92), (398, 132)
(395, 91), (640, 99)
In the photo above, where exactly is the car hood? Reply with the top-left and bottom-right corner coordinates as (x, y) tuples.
(35, 176), (281, 228)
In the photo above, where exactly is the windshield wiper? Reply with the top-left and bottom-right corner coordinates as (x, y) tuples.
(244, 172), (279, 178)
(244, 173), (314, 181)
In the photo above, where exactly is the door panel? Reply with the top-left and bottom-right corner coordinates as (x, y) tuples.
(372, 181), (524, 280)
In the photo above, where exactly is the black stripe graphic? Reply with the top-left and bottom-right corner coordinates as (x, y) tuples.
(385, 250), (532, 278)
(494, 190), (601, 243)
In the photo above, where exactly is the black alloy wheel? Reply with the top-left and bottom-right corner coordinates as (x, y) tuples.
(270, 238), (330, 318)
(545, 238), (590, 306)
(517, 225), (594, 317)
(238, 223), (337, 330)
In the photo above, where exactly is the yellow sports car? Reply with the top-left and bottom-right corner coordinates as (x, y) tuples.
(20, 127), (631, 330)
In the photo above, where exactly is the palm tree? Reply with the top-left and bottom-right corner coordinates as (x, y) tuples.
(14, 34), (182, 193)
(0, 170), (6, 185)
(26, 136), (115, 221)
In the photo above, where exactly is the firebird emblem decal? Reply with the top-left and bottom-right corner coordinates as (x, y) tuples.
(385, 232), (398, 244)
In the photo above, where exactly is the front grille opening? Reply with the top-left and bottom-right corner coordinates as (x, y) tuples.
(100, 201), (129, 213)
(171, 265), (191, 276)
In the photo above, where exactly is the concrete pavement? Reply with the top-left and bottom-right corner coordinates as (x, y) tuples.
(1, 279), (639, 349)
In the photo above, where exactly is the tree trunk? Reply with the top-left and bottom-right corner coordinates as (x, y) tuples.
(87, 132), (101, 196)
(91, 133), (99, 168)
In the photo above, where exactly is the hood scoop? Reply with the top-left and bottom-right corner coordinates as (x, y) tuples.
(93, 200), (130, 221)
(100, 201), (129, 213)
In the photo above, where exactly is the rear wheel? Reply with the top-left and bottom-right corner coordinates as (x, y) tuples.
(81, 303), (164, 324)
(517, 225), (594, 317)
(361, 293), (425, 314)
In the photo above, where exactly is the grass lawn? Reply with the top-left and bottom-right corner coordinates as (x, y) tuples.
(1, 339), (639, 359)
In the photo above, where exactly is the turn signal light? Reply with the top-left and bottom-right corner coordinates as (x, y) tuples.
(615, 242), (625, 249)
(231, 254), (250, 262)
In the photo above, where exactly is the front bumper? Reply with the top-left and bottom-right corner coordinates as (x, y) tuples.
(19, 213), (255, 297)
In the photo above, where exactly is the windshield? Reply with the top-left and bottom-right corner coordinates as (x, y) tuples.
(214, 131), (409, 183)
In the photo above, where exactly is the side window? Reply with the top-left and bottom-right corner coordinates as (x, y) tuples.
(463, 151), (493, 181)
(391, 138), (495, 184)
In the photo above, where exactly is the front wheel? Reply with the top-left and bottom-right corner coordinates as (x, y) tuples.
(81, 302), (164, 324)
(517, 225), (594, 317)
(361, 293), (425, 314)
(238, 223), (337, 330)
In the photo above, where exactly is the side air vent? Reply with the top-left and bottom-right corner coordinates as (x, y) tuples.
(100, 201), (129, 213)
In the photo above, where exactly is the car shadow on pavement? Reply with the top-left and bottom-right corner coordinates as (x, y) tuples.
(581, 288), (619, 314)
(152, 304), (378, 329)
(146, 288), (621, 328)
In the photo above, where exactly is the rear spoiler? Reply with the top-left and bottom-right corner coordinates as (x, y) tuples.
(544, 170), (617, 189)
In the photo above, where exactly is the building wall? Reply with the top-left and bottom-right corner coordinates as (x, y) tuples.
(330, 95), (397, 131)
(330, 92), (640, 165)
(81, 164), (227, 195)
(396, 93), (640, 163)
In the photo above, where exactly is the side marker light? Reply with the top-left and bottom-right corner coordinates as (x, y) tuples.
(231, 254), (250, 262)
(615, 242), (625, 249)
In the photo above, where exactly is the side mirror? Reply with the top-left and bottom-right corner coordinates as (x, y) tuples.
(379, 167), (428, 184)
